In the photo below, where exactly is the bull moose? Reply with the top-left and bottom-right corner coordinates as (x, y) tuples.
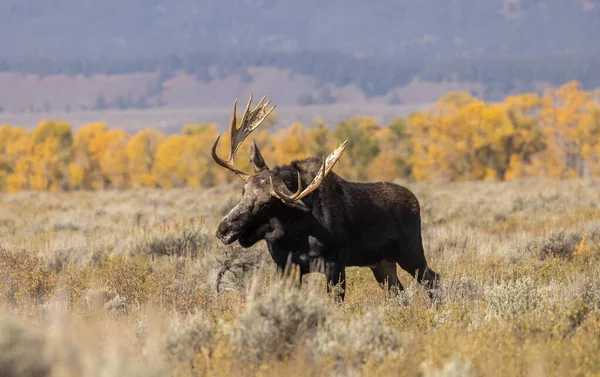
(213, 94), (441, 302)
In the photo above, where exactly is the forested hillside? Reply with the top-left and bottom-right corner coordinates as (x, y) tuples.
(2, 50), (600, 113)
(1, 0), (599, 112)
(1, 0), (598, 58)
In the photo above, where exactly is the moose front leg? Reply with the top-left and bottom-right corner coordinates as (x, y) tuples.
(325, 261), (346, 302)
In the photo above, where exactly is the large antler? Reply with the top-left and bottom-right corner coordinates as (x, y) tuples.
(269, 140), (349, 203)
(211, 93), (276, 180)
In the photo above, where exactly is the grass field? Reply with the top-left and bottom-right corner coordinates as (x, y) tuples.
(1, 178), (600, 377)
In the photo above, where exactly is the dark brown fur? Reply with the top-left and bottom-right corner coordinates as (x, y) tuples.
(216, 150), (441, 302)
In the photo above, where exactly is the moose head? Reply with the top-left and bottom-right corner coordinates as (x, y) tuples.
(212, 94), (348, 247)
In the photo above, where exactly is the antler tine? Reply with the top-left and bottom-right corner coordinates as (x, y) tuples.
(212, 93), (275, 181)
(269, 169), (307, 203)
(238, 93), (254, 133)
(270, 140), (349, 203)
(227, 98), (239, 160)
(211, 135), (251, 181)
(232, 92), (276, 155)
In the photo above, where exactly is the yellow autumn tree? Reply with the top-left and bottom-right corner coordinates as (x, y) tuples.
(407, 102), (471, 182)
(369, 117), (412, 182)
(501, 93), (547, 180)
(306, 120), (332, 160)
(70, 122), (107, 189)
(68, 123), (130, 189)
(153, 135), (187, 189)
(3, 83), (600, 192)
(469, 100), (546, 181)
(271, 122), (309, 164)
(7, 159), (34, 192)
(408, 92), (546, 182)
(100, 130), (130, 188)
(179, 124), (221, 187)
(2, 126), (36, 192)
(368, 146), (398, 182)
(29, 137), (62, 191)
(369, 129), (400, 182)
(0, 125), (31, 191)
(333, 117), (381, 181)
(540, 81), (600, 178)
(127, 128), (165, 187)
(28, 120), (74, 191)
(154, 126), (222, 189)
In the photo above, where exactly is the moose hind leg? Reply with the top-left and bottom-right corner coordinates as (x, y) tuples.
(370, 261), (404, 294)
(417, 265), (441, 299)
(397, 230), (441, 301)
(397, 259), (441, 301)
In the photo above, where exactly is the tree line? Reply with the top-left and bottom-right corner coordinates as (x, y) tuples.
(1, 81), (599, 192)
(2, 51), (600, 102)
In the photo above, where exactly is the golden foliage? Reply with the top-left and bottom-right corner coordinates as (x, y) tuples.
(127, 127), (165, 187)
(1, 82), (600, 192)
(540, 81), (600, 178)
(407, 94), (547, 182)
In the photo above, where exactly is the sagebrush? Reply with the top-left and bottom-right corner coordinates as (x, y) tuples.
(0, 178), (599, 376)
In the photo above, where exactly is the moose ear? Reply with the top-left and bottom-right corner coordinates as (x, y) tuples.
(250, 140), (269, 172)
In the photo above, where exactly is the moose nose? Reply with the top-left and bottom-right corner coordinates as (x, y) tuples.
(215, 222), (230, 243)
(215, 227), (225, 241)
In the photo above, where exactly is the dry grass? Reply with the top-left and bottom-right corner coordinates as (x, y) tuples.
(1, 178), (600, 376)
